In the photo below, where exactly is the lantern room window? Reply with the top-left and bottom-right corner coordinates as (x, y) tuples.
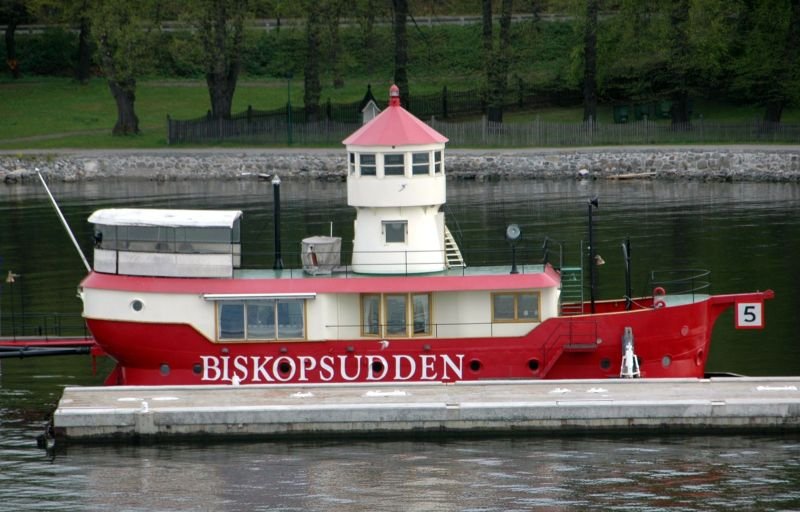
(384, 154), (405, 176)
(360, 154), (376, 176)
(412, 152), (430, 175)
(434, 151), (443, 174)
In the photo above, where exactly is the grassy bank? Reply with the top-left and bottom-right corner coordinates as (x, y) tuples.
(1, 76), (798, 150)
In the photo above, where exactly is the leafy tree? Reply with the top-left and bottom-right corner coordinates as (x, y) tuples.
(582, 0), (598, 122)
(482, 0), (513, 123)
(189, 0), (252, 119)
(0, 0), (31, 78)
(732, 0), (800, 123)
(89, 0), (160, 135)
(27, 0), (93, 83)
(304, 1), (322, 120)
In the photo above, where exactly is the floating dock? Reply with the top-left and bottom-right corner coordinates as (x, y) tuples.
(53, 377), (800, 442)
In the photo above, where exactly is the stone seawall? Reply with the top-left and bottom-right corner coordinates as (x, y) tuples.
(2, 147), (799, 183)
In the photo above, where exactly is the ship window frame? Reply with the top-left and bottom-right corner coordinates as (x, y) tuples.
(434, 150), (443, 175)
(491, 291), (540, 323)
(217, 299), (307, 341)
(412, 152), (430, 175)
(360, 292), (433, 338)
(383, 220), (407, 244)
(349, 152), (356, 175)
(383, 153), (406, 177)
(359, 153), (376, 176)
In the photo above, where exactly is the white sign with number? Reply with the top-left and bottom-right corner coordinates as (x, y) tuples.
(735, 302), (764, 329)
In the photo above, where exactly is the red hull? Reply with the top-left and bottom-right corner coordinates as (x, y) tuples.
(85, 291), (771, 386)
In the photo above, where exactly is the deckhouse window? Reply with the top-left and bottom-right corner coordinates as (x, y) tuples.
(384, 154), (405, 176)
(434, 151), (443, 174)
(412, 152), (430, 175)
(349, 152), (356, 175)
(360, 154), (376, 176)
(492, 292), (540, 322)
(218, 299), (305, 341)
(361, 293), (432, 337)
(383, 220), (407, 244)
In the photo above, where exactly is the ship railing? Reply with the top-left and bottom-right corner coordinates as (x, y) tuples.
(328, 321), (538, 339)
(0, 312), (90, 340)
(647, 269), (711, 303)
(238, 244), (557, 278)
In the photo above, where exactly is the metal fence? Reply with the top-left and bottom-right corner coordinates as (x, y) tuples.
(168, 114), (800, 147)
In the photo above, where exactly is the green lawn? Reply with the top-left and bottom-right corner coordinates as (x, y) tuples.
(1, 77), (797, 149)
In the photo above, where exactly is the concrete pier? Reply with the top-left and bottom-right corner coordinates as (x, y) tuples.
(53, 377), (800, 442)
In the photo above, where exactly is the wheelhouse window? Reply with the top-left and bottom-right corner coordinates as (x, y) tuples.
(349, 152), (356, 175)
(492, 292), (540, 322)
(412, 152), (430, 175)
(384, 154), (405, 176)
(218, 299), (305, 340)
(383, 220), (407, 244)
(434, 151), (443, 174)
(360, 154), (376, 176)
(360, 293), (432, 337)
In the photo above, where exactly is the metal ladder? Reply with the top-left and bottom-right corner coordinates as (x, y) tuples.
(559, 266), (584, 315)
(444, 225), (466, 268)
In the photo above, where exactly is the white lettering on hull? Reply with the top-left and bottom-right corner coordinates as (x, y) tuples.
(200, 353), (465, 384)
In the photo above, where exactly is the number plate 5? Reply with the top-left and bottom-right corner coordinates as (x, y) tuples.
(735, 302), (764, 329)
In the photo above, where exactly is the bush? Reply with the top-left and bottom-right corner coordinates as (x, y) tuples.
(16, 28), (79, 76)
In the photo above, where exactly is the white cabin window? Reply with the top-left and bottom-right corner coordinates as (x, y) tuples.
(218, 299), (305, 341)
(412, 152), (430, 175)
(383, 220), (407, 244)
(492, 292), (540, 322)
(349, 152), (356, 175)
(360, 154), (376, 176)
(384, 154), (405, 176)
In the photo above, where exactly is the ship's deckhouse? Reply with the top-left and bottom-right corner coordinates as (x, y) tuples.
(343, 84), (455, 274)
(88, 208), (242, 278)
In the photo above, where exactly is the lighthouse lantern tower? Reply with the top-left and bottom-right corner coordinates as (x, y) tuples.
(343, 85), (458, 274)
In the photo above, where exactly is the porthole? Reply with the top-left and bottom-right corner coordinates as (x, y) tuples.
(371, 361), (385, 374)
(192, 363), (202, 375)
(469, 359), (482, 372)
(160, 363), (170, 376)
(131, 299), (144, 312)
(600, 358), (611, 370)
(278, 361), (292, 374)
(528, 359), (540, 372)
(662, 355), (672, 368)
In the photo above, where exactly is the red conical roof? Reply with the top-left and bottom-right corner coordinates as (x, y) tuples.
(342, 85), (448, 146)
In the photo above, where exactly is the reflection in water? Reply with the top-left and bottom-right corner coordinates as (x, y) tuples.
(3, 436), (799, 511)
(1, 179), (800, 511)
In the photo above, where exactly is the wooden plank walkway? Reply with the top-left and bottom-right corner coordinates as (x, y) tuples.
(53, 377), (800, 442)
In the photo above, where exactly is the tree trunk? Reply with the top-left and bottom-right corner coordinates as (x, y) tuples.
(327, 1), (344, 89)
(304, 3), (322, 121)
(392, 0), (409, 107)
(107, 78), (139, 135)
(483, 0), (512, 123)
(583, 0), (598, 123)
(76, 15), (91, 84)
(204, 1), (243, 120)
(669, 0), (691, 126)
(4, 19), (20, 79)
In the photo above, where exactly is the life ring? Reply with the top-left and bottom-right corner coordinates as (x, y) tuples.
(654, 299), (666, 309)
(653, 286), (666, 297)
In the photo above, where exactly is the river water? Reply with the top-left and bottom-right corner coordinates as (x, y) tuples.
(1, 178), (799, 510)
